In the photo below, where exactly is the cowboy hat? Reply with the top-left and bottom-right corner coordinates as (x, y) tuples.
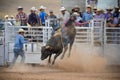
(17, 6), (23, 11)
(74, 5), (79, 8)
(18, 29), (25, 33)
(39, 5), (46, 9)
(31, 7), (37, 11)
(97, 8), (102, 11)
(4, 15), (9, 18)
(86, 5), (91, 8)
(106, 7), (113, 11)
(18, 6), (23, 9)
(93, 7), (97, 10)
(60, 7), (66, 11)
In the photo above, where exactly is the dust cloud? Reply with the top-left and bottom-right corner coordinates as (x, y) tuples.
(5, 64), (33, 72)
(55, 45), (107, 72)
(6, 45), (108, 73)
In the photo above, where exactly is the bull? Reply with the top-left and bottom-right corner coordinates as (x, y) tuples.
(41, 15), (76, 64)
(41, 33), (63, 64)
(60, 15), (76, 59)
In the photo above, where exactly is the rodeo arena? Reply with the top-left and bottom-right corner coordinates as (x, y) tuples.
(0, 0), (120, 80)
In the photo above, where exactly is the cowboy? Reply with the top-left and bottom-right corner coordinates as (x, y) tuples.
(58, 7), (70, 25)
(4, 15), (9, 20)
(93, 7), (97, 16)
(9, 15), (16, 25)
(48, 10), (57, 19)
(94, 8), (105, 19)
(82, 5), (93, 27)
(71, 5), (82, 17)
(113, 6), (120, 25)
(9, 29), (29, 68)
(16, 6), (28, 26)
(39, 5), (47, 26)
(48, 10), (59, 35)
(105, 7), (113, 22)
(28, 7), (41, 26)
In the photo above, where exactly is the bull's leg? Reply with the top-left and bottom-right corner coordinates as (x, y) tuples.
(52, 52), (61, 65)
(61, 46), (68, 59)
(68, 43), (73, 57)
(68, 39), (74, 57)
(48, 54), (52, 64)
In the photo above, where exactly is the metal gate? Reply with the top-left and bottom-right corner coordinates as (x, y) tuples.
(5, 26), (52, 64)
(2, 19), (120, 65)
(104, 27), (120, 65)
(0, 30), (5, 66)
(3, 19), (104, 64)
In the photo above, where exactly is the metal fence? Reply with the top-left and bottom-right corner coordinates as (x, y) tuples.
(0, 30), (5, 66)
(0, 19), (120, 65)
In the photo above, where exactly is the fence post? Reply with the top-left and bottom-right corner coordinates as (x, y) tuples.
(4, 22), (9, 65)
(91, 20), (94, 46)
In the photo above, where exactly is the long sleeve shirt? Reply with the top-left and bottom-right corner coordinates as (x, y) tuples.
(94, 14), (105, 19)
(14, 34), (26, 49)
(82, 12), (93, 22)
(58, 11), (70, 24)
(28, 13), (40, 26)
(16, 12), (28, 26)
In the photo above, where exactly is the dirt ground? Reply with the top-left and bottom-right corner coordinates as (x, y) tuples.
(0, 46), (120, 80)
(0, 64), (120, 80)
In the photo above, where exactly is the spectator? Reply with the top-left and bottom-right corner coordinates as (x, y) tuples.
(71, 5), (82, 17)
(9, 15), (16, 25)
(93, 7), (97, 16)
(58, 7), (70, 25)
(39, 5), (47, 26)
(117, 18), (120, 27)
(4, 15), (9, 21)
(48, 10), (57, 19)
(105, 7), (113, 22)
(94, 8), (105, 19)
(113, 6), (119, 18)
(82, 5), (93, 27)
(48, 10), (60, 35)
(113, 6), (119, 25)
(16, 6), (28, 26)
(116, 18), (120, 44)
(28, 7), (41, 26)
(106, 7), (119, 27)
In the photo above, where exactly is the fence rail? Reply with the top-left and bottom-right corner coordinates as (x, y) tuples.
(0, 19), (120, 65)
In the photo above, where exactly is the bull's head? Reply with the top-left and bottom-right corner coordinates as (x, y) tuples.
(41, 46), (53, 60)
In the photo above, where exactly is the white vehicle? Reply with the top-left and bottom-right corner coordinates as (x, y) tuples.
(0, 22), (12, 30)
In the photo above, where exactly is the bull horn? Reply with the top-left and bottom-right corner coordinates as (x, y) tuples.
(45, 46), (53, 50)
(45, 46), (50, 49)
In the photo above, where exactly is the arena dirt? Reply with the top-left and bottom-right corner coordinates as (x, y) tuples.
(55, 45), (107, 72)
(0, 46), (120, 80)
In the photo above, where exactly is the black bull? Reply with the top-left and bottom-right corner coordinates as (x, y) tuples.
(41, 24), (76, 64)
